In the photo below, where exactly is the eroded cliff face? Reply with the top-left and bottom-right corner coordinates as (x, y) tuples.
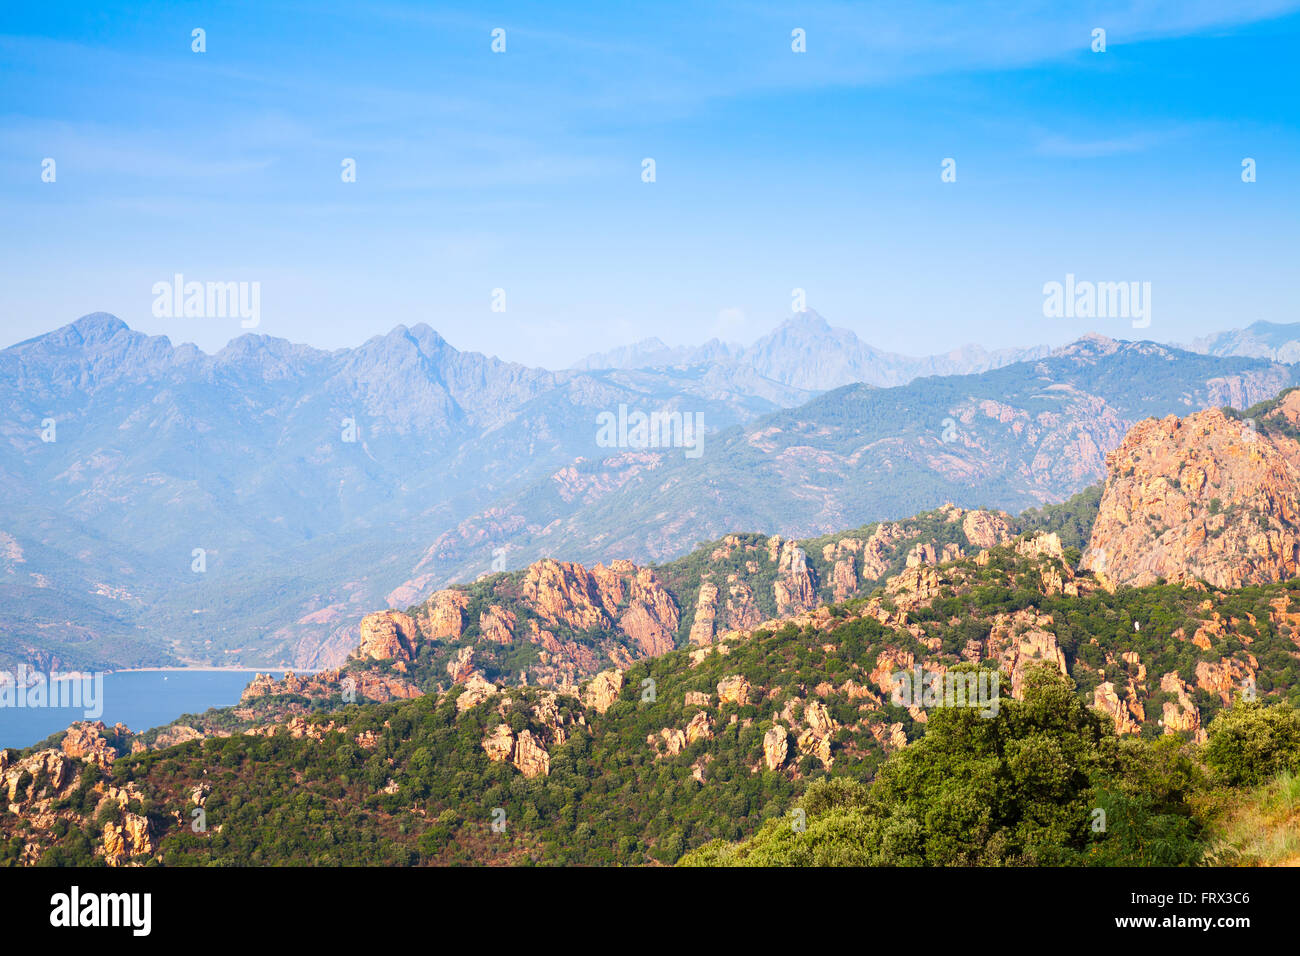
(358, 610), (420, 661)
(684, 506), (1014, 646)
(1082, 393), (1300, 589)
(408, 557), (681, 688)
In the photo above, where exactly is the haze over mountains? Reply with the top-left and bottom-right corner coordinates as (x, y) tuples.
(1188, 320), (1300, 364)
(574, 310), (1052, 389)
(3, 310), (1299, 674)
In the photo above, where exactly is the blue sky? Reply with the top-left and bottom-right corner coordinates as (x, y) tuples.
(1, 0), (1297, 367)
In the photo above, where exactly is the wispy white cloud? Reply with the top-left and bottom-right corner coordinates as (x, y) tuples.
(1035, 126), (1195, 158)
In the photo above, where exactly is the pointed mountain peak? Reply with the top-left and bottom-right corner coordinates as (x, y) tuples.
(779, 309), (831, 331)
(406, 323), (454, 353)
(364, 323), (456, 359)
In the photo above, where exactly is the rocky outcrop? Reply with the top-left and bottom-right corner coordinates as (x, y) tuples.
(829, 555), (858, 602)
(518, 557), (610, 629)
(280, 716), (344, 741)
(416, 590), (471, 640)
(1195, 657), (1256, 707)
(241, 667), (422, 707)
(152, 725), (204, 749)
(512, 730), (551, 778)
(481, 713), (562, 777)
(868, 721), (909, 752)
(723, 578), (763, 632)
(773, 540), (818, 616)
(479, 605), (517, 645)
(684, 711), (713, 745)
(984, 611), (1068, 699)
(962, 509), (1013, 549)
(446, 646), (475, 682)
(796, 701), (838, 768)
(885, 563), (948, 612)
(358, 610), (419, 661)
(688, 583), (720, 646)
(763, 725), (789, 770)
(859, 523), (907, 580)
(398, 557), (683, 689)
(689, 575), (763, 646)
(456, 673), (498, 713)
(653, 727), (688, 757)
(531, 692), (570, 746)
(649, 713), (713, 759)
(349, 671), (423, 701)
(869, 647), (915, 695)
(61, 721), (132, 767)
(601, 561), (681, 657)
(518, 559), (680, 656)
(583, 668), (624, 715)
(716, 675), (752, 707)
(240, 672), (281, 701)
(906, 541), (962, 568)
(3, 749), (77, 806)
(1092, 681), (1142, 735)
(1082, 397), (1300, 588)
(1015, 531), (1067, 562)
(1158, 672), (1207, 743)
(102, 813), (153, 865)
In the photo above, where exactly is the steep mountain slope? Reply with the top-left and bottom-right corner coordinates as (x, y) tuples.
(394, 336), (1295, 594)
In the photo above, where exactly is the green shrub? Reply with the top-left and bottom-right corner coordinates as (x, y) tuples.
(1205, 700), (1300, 787)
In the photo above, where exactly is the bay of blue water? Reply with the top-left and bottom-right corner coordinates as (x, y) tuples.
(0, 670), (290, 750)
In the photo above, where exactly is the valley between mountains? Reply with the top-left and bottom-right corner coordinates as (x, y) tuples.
(5, 389), (1300, 866)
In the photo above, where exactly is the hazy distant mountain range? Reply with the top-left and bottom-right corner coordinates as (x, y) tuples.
(1187, 320), (1300, 363)
(404, 334), (1294, 588)
(575, 311), (1052, 388)
(1, 311), (1297, 673)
